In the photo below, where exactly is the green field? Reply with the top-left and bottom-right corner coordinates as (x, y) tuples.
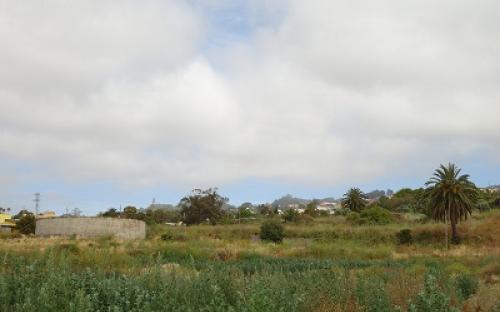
(1, 211), (499, 311)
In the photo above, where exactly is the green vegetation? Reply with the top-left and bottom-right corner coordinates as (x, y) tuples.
(14, 210), (36, 234)
(2, 164), (499, 311)
(396, 229), (413, 245)
(342, 187), (367, 212)
(426, 163), (478, 244)
(179, 188), (228, 225)
(259, 219), (284, 243)
(1, 209), (499, 311)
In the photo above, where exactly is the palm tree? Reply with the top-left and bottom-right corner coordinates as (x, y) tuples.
(342, 188), (367, 212)
(425, 163), (478, 245)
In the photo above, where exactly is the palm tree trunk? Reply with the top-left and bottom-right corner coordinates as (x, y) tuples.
(451, 219), (458, 244)
(445, 208), (448, 250)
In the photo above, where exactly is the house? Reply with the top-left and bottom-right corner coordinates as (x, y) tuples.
(316, 202), (341, 214)
(0, 213), (16, 233)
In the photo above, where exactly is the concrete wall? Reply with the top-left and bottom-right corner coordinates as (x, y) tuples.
(36, 217), (146, 239)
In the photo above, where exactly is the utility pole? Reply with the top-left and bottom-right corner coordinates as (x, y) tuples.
(34, 193), (40, 216)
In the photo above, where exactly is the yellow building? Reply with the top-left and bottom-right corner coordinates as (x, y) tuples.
(37, 211), (56, 219)
(0, 213), (16, 233)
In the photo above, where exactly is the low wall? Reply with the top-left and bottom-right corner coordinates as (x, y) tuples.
(35, 217), (146, 239)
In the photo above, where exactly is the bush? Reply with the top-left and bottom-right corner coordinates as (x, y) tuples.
(409, 274), (458, 312)
(413, 228), (442, 244)
(455, 274), (478, 300)
(260, 220), (284, 243)
(16, 213), (36, 234)
(359, 206), (394, 225)
(347, 207), (394, 225)
(161, 233), (174, 241)
(346, 212), (360, 223)
(396, 229), (413, 245)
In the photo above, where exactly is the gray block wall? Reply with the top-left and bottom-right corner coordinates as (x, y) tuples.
(35, 217), (146, 239)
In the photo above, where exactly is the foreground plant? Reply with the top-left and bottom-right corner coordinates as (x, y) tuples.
(409, 274), (458, 312)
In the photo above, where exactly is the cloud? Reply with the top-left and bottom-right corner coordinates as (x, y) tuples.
(0, 0), (499, 196)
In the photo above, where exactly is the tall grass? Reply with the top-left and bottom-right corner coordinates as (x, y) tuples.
(0, 210), (499, 311)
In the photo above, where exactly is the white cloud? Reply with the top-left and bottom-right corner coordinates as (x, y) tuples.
(0, 0), (499, 193)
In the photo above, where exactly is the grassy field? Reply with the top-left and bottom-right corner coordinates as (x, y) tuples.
(1, 211), (499, 311)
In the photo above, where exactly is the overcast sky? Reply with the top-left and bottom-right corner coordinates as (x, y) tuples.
(1, 0), (499, 214)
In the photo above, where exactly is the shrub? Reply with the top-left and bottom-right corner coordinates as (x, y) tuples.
(359, 206), (394, 225)
(260, 220), (284, 243)
(347, 207), (394, 225)
(413, 227), (445, 244)
(396, 229), (413, 245)
(16, 213), (36, 234)
(455, 274), (478, 300)
(408, 274), (458, 312)
(346, 212), (360, 223)
(161, 233), (174, 241)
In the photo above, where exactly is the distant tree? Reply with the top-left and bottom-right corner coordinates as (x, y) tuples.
(123, 206), (137, 215)
(121, 206), (145, 220)
(365, 190), (386, 200)
(342, 188), (367, 212)
(238, 206), (254, 219)
(71, 208), (82, 217)
(304, 200), (319, 217)
(393, 188), (415, 198)
(237, 202), (255, 219)
(101, 208), (120, 218)
(179, 188), (228, 225)
(377, 188), (428, 213)
(16, 211), (36, 234)
(426, 163), (478, 245)
(0, 207), (11, 213)
(239, 202), (253, 209)
(144, 208), (180, 224)
(13, 209), (32, 219)
(283, 208), (300, 223)
(257, 204), (274, 216)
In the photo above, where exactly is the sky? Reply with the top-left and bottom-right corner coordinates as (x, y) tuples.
(1, 0), (499, 215)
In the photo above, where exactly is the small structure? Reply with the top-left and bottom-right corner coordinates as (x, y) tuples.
(36, 211), (56, 219)
(35, 217), (146, 239)
(0, 213), (16, 233)
(316, 202), (341, 214)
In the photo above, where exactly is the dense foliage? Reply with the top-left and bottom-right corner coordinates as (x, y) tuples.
(260, 219), (284, 243)
(15, 210), (36, 234)
(347, 206), (393, 225)
(342, 188), (367, 212)
(426, 163), (478, 244)
(0, 251), (495, 312)
(179, 188), (228, 225)
(100, 206), (180, 225)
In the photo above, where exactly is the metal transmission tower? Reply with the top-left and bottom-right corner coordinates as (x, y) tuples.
(34, 193), (40, 215)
